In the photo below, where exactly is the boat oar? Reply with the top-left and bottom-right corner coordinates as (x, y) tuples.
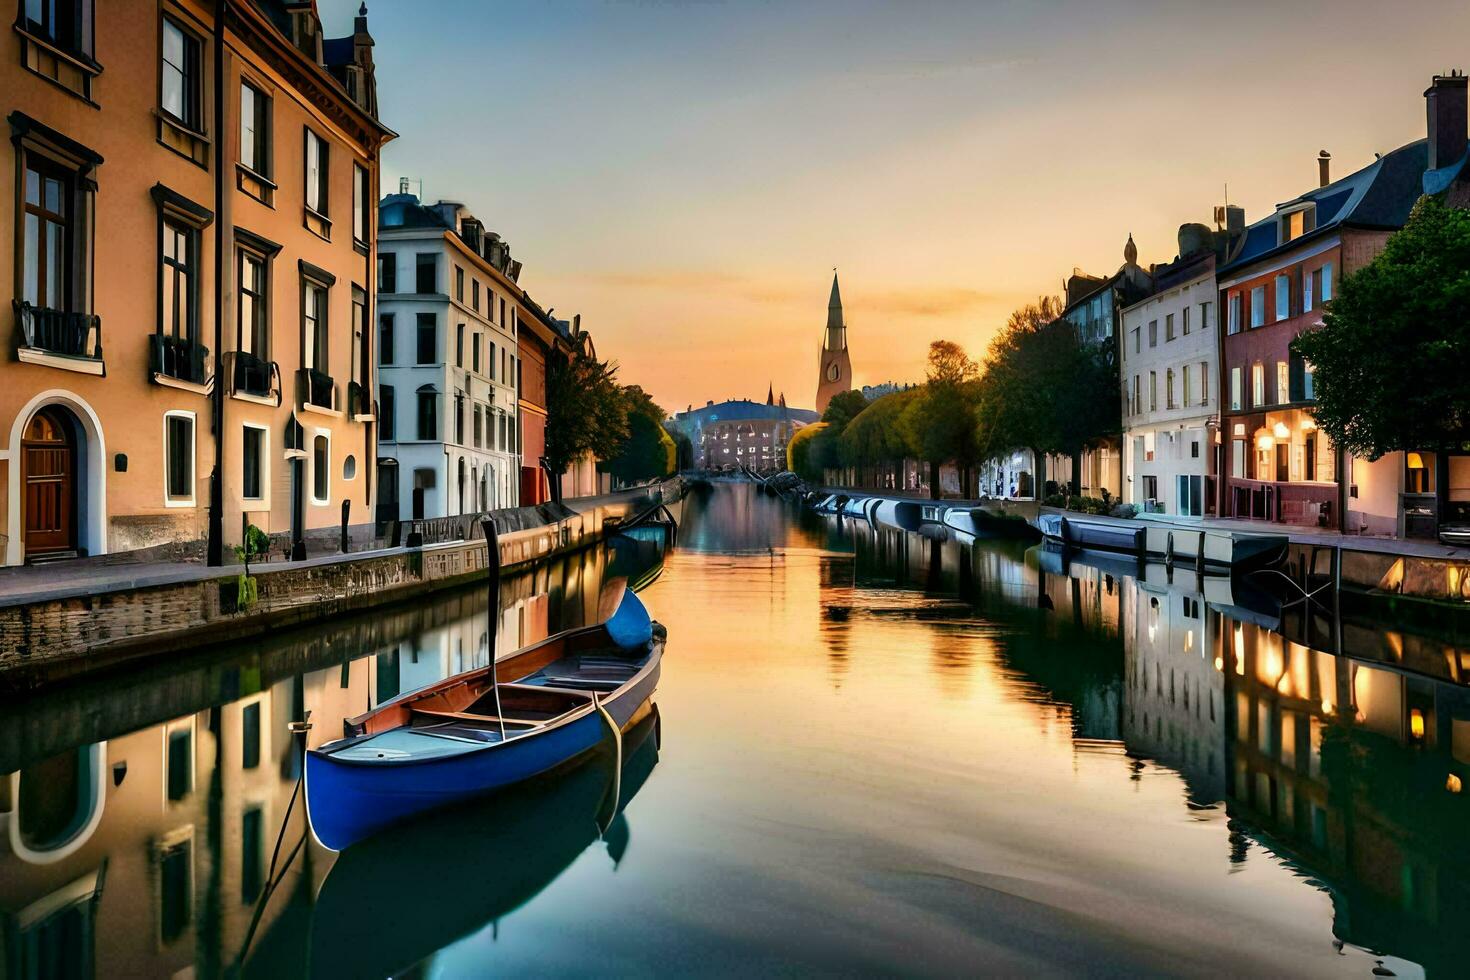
(593, 692), (622, 836)
(481, 519), (507, 743)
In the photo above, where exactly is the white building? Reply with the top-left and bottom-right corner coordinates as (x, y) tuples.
(376, 192), (521, 520)
(1120, 226), (1225, 517)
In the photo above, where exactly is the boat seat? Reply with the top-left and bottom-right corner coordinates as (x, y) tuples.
(539, 676), (626, 690)
(410, 708), (541, 728)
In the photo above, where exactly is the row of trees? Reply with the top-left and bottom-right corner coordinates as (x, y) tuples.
(544, 347), (676, 500)
(788, 300), (1122, 499)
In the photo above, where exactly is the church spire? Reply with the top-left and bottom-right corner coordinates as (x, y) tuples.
(825, 271), (845, 350)
(766, 383), (774, 406)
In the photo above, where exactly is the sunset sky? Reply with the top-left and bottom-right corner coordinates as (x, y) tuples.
(328, 0), (1470, 414)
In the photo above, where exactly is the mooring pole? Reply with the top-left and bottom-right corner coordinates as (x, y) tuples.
(481, 519), (506, 740)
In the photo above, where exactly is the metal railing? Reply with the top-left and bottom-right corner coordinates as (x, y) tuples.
(228, 351), (281, 400)
(149, 333), (209, 384)
(297, 367), (337, 411)
(14, 302), (103, 360)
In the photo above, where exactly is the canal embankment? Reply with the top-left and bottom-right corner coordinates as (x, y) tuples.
(0, 478), (683, 687)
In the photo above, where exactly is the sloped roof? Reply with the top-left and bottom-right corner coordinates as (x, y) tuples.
(673, 400), (819, 426)
(1220, 138), (1463, 275)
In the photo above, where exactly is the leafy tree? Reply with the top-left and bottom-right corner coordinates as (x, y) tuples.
(602, 386), (676, 485)
(821, 389), (869, 429)
(544, 347), (628, 500)
(838, 389), (917, 488)
(1292, 196), (1470, 459)
(898, 341), (979, 498)
(787, 421), (830, 481)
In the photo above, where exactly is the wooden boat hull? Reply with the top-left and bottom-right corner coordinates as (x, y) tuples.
(306, 654), (659, 851)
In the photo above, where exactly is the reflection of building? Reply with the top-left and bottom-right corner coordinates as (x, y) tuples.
(1121, 220), (1235, 517)
(669, 397), (817, 473)
(815, 273), (853, 414)
(1219, 75), (1470, 538)
(1, 1), (390, 565)
(375, 192), (522, 520)
(1120, 573), (1226, 802)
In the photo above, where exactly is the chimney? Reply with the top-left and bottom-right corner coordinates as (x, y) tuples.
(1318, 150), (1331, 187)
(1426, 71), (1468, 171)
(398, 176), (410, 195)
(1225, 205), (1245, 238)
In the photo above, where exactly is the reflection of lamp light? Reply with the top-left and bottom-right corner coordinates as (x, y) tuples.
(1407, 452), (1425, 469)
(1233, 623), (1245, 673)
(1214, 656), (1224, 672)
(1273, 422), (1290, 440)
(1410, 708), (1426, 741)
(1449, 773), (1463, 793)
(1257, 435), (1274, 451)
(1321, 700), (1333, 716)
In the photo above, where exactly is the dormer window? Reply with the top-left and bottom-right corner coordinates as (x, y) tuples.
(1278, 204), (1316, 245)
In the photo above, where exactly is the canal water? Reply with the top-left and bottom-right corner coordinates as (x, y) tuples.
(1, 482), (1464, 977)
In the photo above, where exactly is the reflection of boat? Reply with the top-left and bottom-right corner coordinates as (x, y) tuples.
(1038, 512), (1287, 571)
(607, 524), (672, 591)
(305, 589), (663, 851)
(309, 707), (661, 979)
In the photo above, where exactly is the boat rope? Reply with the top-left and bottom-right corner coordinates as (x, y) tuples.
(594, 692), (622, 836)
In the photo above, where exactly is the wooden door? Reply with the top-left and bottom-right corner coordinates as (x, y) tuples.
(22, 409), (75, 556)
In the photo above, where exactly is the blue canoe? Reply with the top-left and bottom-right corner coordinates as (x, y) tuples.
(305, 588), (663, 851)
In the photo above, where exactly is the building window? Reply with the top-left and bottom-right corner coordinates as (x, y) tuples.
(165, 411), (195, 506)
(1232, 439), (1246, 478)
(304, 129), (329, 215)
(161, 17), (202, 130)
(1250, 286), (1265, 328)
(1303, 359), (1316, 401)
(1181, 307), (1190, 336)
(241, 807), (263, 905)
(472, 279), (480, 312)
(302, 279), (328, 371)
(1132, 375), (1140, 415)
(241, 701), (262, 770)
(1227, 293), (1240, 334)
(350, 285), (366, 395)
(311, 433), (330, 504)
(242, 424), (266, 500)
(1275, 274), (1290, 321)
(488, 341), (497, 381)
(455, 394), (466, 445)
(22, 0), (94, 57)
(1166, 368), (1176, 409)
(1149, 371), (1157, 411)
(22, 158), (71, 311)
(1200, 301), (1211, 330)
(1252, 362), (1265, 407)
(1320, 263), (1334, 303)
(1303, 270), (1315, 313)
(378, 313), (394, 365)
(378, 252), (396, 292)
(240, 81), (270, 175)
(473, 405), (482, 447)
(1165, 313), (1175, 342)
(160, 220), (197, 341)
(1230, 367), (1242, 411)
(1182, 365), (1191, 407)
(416, 313), (436, 364)
(379, 384), (395, 440)
(353, 163), (369, 245)
(1199, 361), (1209, 406)
(157, 835), (192, 943)
(415, 253), (436, 293)
(416, 386), (438, 441)
(1130, 326), (1139, 355)
(1148, 319), (1157, 347)
(238, 249), (268, 355)
(1276, 361), (1289, 404)
(473, 332), (482, 373)
(456, 323), (464, 367)
(455, 265), (464, 302)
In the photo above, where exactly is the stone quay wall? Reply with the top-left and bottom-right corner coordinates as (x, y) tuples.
(0, 480), (681, 686)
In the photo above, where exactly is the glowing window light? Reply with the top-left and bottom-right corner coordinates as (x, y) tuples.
(1410, 708), (1426, 741)
(1448, 773), (1463, 794)
(1273, 422), (1290, 440)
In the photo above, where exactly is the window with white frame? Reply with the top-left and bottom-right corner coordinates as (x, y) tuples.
(1250, 286), (1265, 328)
(1303, 270), (1315, 313)
(242, 424), (267, 501)
(1276, 361), (1289, 404)
(165, 411), (195, 505)
(1275, 274), (1290, 321)
(311, 432), (330, 504)
(1227, 293), (1240, 334)
(1199, 361), (1209, 406)
(1182, 364), (1192, 407)
(304, 128), (329, 216)
(1252, 363), (1265, 407)
(1230, 367), (1242, 411)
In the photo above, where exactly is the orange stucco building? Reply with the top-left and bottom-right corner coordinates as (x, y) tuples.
(1, 0), (392, 566)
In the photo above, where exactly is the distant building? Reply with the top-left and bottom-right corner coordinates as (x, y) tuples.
(670, 395), (819, 473)
(1120, 218), (1236, 516)
(862, 381), (913, 402)
(815, 273), (853, 414)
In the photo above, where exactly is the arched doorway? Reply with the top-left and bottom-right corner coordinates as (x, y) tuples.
(22, 407), (77, 558)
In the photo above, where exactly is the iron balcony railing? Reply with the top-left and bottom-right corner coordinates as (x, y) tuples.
(14, 301), (103, 361)
(149, 333), (209, 385)
(228, 350), (281, 400)
(297, 367), (337, 411)
(347, 379), (373, 417)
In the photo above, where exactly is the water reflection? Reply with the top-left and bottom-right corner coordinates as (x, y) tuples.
(4, 483), (1469, 976)
(0, 529), (670, 979)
